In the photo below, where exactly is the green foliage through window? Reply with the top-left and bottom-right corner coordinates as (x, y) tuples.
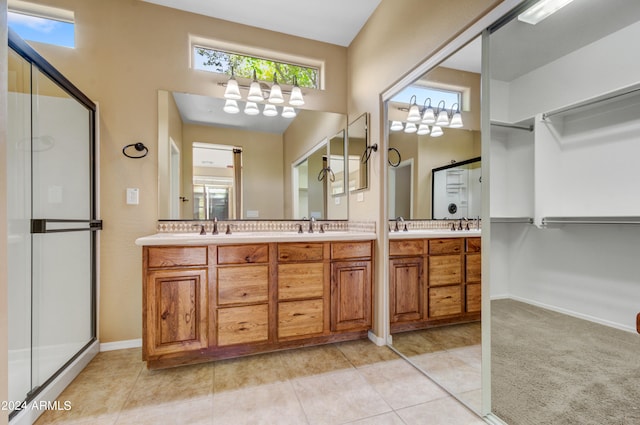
(193, 46), (318, 89)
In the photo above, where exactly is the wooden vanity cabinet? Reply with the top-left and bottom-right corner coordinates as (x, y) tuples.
(142, 239), (373, 369)
(389, 236), (480, 333)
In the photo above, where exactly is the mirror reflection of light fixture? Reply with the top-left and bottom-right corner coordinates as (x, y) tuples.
(518, 0), (575, 25)
(390, 121), (404, 131)
(435, 100), (450, 126)
(289, 76), (305, 106)
(404, 122), (418, 133)
(421, 98), (435, 124)
(282, 106), (296, 118)
(430, 125), (444, 137)
(449, 103), (463, 128)
(223, 99), (240, 114)
(417, 124), (430, 135)
(223, 67), (242, 100)
(247, 70), (264, 102)
(406, 95), (422, 122)
(244, 101), (260, 116)
(268, 75), (284, 104)
(263, 104), (278, 117)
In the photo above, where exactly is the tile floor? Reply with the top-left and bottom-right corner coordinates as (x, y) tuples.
(34, 338), (485, 425)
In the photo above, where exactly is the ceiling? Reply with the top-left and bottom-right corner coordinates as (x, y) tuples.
(142, 0), (381, 47)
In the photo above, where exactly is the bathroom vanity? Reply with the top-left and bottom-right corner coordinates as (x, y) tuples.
(388, 231), (481, 334)
(136, 231), (374, 369)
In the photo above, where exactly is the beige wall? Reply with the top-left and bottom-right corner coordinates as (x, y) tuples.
(183, 124), (285, 219)
(158, 90), (184, 218)
(1, 0), (9, 422)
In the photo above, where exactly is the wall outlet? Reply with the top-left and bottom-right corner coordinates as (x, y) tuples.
(126, 188), (139, 205)
(246, 210), (259, 218)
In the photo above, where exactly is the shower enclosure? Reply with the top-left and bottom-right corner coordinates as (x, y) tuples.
(7, 30), (100, 422)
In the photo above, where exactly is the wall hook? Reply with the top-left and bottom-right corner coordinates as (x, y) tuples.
(123, 142), (148, 159)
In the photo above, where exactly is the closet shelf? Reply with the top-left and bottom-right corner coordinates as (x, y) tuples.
(490, 217), (533, 224)
(542, 82), (640, 121)
(541, 216), (640, 225)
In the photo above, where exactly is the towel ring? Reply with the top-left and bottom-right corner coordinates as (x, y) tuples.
(123, 142), (148, 159)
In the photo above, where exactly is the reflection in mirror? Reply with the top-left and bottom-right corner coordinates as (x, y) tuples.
(386, 35), (482, 413)
(489, 2), (640, 424)
(293, 141), (328, 220)
(157, 90), (347, 220)
(347, 113), (368, 192)
(328, 130), (345, 196)
(432, 157), (481, 220)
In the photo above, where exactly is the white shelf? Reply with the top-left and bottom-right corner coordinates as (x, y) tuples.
(541, 216), (640, 225)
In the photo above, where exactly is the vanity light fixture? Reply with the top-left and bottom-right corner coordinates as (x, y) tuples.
(449, 103), (463, 128)
(223, 67), (242, 100)
(223, 99), (240, 114)
(282, 106), (297, 118)
(417, 124), (431, 135)
(404, 122), (418, 133)
(430, 125), (444, 137)
(244, 101), (260, 116)
(268, 75), (285, 104)
(289, 76), (305, 106)
(421, 98), (436, 124)
(435, 100), (450, 126)
(518, 0), (575, 25)
(390, 120), (404, 131)
(406, 95), (422, 122)
(247, 70), (265, 102)
(263, 104), (278, 117)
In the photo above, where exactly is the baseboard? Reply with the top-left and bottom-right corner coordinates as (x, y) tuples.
(367, 330), (386, 346)
(9, 340), (99, 425)
(483, 413), (509, 425)
(99, 338), (142, 352)
(489, 294), (510, 300)
(507, 295), (636, 334)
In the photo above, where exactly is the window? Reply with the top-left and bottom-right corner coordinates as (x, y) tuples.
(8, 2), (75, 48)
(193, 46), (319, 89)
(393, 85), (462, 110)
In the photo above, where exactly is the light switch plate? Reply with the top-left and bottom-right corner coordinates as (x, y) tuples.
(357, 192), (364, 202)
(126, 188), (139, 205)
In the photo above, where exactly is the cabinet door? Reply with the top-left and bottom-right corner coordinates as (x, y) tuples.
(145, 269), (208, 357)
(331, 261), (372, 332)
(429, 285), (462, 318)
(465, 253), (481, 284)
(466, 283), (481, 313)
(389, 257), (423, 323)
(217, 304), (269, 346)
(278, 299), (324, 339)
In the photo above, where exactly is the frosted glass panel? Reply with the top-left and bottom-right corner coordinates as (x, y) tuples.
(32, 68), (91, 219)
(31, 231), (92, 387)
(7, 48), (33, 404)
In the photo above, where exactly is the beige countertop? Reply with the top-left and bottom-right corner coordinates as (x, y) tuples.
(388, 229), (481, 239)
(135, 230), (377, 246)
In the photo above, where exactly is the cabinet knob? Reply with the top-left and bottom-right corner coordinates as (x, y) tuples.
(161, 310), (169, 320)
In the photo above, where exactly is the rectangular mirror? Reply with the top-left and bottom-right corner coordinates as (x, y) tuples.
(432, 157), (481, 219)
(347, 113), (368, 192)
(293, 140), (328, 219)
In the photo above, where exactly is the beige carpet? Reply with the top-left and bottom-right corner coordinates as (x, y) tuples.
(491, 299), (640, 425)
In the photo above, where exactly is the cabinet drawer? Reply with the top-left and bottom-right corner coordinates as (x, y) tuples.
(428, 238), (462, 255)
(147, 246), (208, 268)
(429, 286), (462, 318)
(278, 299), (324, 339)
(217, 244), (268, 264)
(217, 304), (268, 346)
(466, 283), (481, 313)
(278, 243), (324, 262)
(428, 255), (462, 286)
(217, 265), (269, 305)
(331, 241), (372, 259)
(466, 238), (481, 253)
(466, 253), (481, 283)
(389, 240), (423, 257)
(278, 263), (324, 300)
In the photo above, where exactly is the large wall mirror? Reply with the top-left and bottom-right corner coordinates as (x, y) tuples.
(158, 90), (347, 220)
(385, 35), (483, 412)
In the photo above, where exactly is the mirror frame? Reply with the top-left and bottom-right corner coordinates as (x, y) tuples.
(431, 156), (481, 219)
(347, 113), (369, 192)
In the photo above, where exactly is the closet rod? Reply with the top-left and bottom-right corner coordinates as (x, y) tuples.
(542, 85), (640, 120)
(542, 216), (640, 225)
(491, 217), (533, 224)
(490, 121), (533, 131)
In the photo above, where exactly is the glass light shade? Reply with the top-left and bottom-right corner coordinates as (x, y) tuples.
(435, 109), (450, 126)
(449, 112), (463, 128)
(421, 107), (436, 124)
(282, 106), (296, 118)
(268, 83), (284, 104)
(247, 81), (264, 102)
(244, 101), (260, 116)
(417, 124), (430, 135)
(430, 125), (444, 137)
(224, 77), (242, 100)
(289, 85), (305, 106)
(406, 104), (421, 122)
(390, 121), (404, 131)
(223, 99), (240, 114)
(404, 122), (417, 133)
(263, 104), (278, 117)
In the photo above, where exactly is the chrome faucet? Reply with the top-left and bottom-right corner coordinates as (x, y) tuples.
(212, 217), (219, 235)
(308, 217), (315, 233)
(394, 216), (404, 232)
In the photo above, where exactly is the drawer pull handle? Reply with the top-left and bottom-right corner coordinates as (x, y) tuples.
(293, 313), (304, 317)
(245, 256), (252, 262)
(161, 311), (169, 320)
